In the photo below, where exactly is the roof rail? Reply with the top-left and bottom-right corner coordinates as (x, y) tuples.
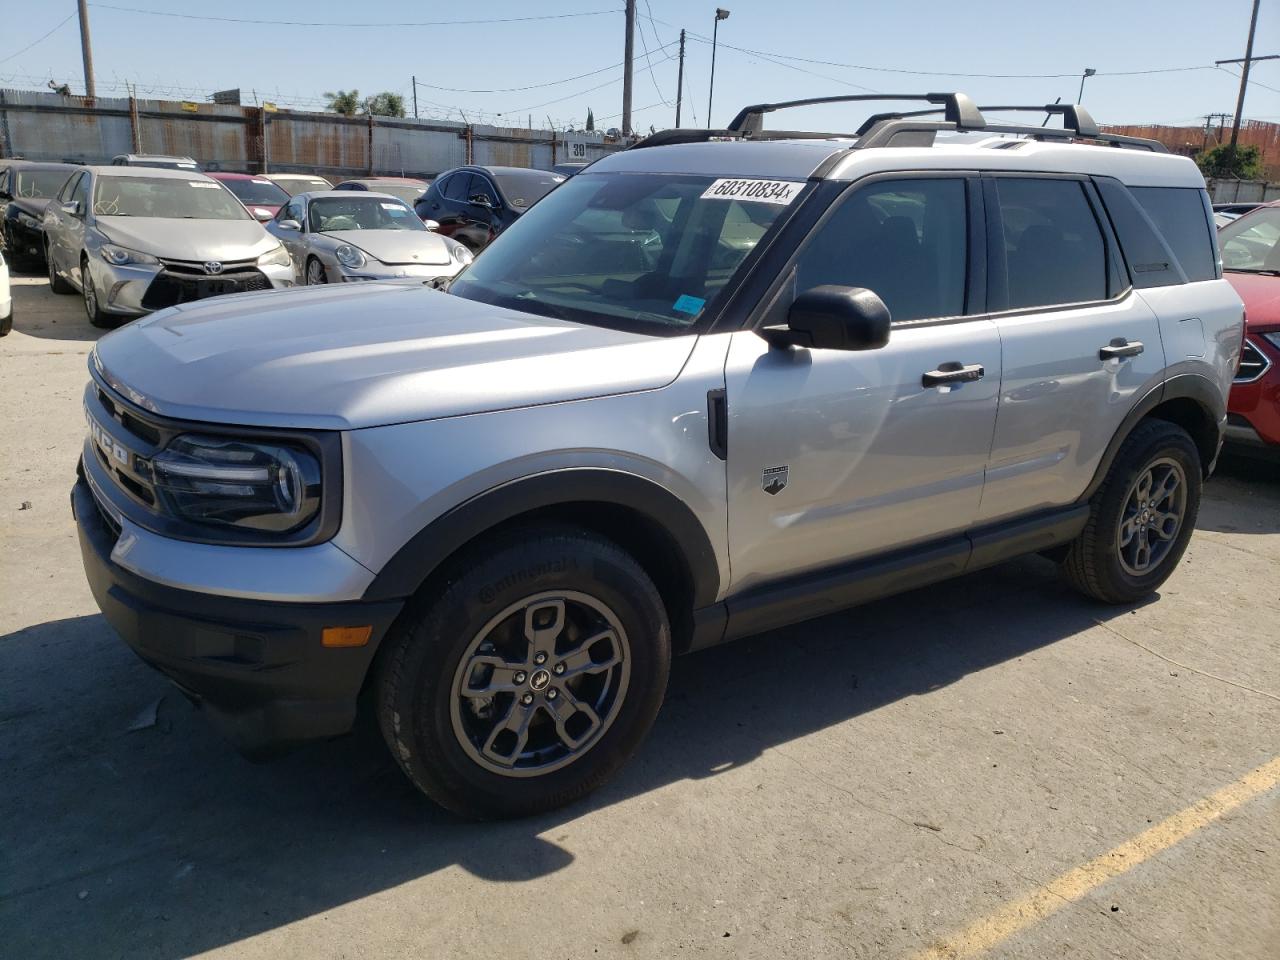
(727, 92), (985, 135)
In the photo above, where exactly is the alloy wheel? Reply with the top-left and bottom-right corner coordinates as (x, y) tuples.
(1117, 457), (1187, 577)
(307, 259), (326, 284)
(82, 264), (97, 319)
(449, 590), (631, 777)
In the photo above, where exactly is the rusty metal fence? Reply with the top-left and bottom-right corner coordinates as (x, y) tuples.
(0, 88), (626, 177)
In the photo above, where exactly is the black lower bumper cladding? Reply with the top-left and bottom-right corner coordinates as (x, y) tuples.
(72, 473), (404, 756)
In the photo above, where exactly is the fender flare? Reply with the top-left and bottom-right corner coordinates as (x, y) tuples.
(1079, 373), (1225, 502)
(361, 468), (722, 606)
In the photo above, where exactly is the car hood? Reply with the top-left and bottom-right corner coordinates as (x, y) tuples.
(9, 197), (53, 218)
(1225, 271), (1280, 330)
(96, 217), (275, 261)
(91, 283), (698, 430)
(324, 229), (453, 265)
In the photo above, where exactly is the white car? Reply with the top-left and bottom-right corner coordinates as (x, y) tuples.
(0, 248), (11, 336)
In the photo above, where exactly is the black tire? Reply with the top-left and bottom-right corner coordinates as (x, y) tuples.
(376, 524), (671, 819)
(81, 258), (112, 328)
(47, 246), (74, 294)
(1062, 419), (1202, 604)
(0, 308), (11, 337)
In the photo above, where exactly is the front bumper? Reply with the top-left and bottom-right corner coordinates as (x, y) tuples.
(72, 472), (404, 755)
(88, 258), (294, 316)
(336, 260), (461, 283)
(3, 215), (45, 264)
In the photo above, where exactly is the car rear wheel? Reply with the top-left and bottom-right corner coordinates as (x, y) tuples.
(375, 524), (671, 819)
(305, 257), (327, 285)
(1061, 419), (1201, 604)
(81, 259), (112, 328)
(47, 245), (73, 294)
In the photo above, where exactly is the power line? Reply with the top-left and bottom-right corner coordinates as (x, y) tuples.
(88, 3), (620, 29)
(413, 41), (677, 95)
(498, 48), (676, 117)
(0, 12), (77, 65)
(636, 0), (671, 106)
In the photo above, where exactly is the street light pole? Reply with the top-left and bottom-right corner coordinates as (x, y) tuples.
(707, 8), (729, 127)
(1077, 67), (1096, 103)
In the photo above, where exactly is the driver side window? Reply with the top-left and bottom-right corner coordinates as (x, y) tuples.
(282, 198), (304, 227)
(471, 177), (499, 207)
(59, 172), (82, 203)
(71, 173), (90, 213)
(443, 174), (472, 202)
(793, 178), (969, 323)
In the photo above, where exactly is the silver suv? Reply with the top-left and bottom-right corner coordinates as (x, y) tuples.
(73, 95), (1244, 818)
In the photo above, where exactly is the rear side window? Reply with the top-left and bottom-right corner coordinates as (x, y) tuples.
(996, 178), (1107, 309)
(1094, 178), (1183, 288)
(443, 174), (472, 202)
(1130, 187), (1217, 282)
(794, 178), (968, 322)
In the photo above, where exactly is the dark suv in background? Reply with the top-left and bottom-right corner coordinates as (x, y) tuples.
(415, 164), (564, 252)
(0, 161), (78, 270)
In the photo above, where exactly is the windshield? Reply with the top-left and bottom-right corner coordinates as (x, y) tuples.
(1219, 207), (1280, 273)
(275, 177), (331, 195)
(492, 169), (564, 208)
(365, 182), (428, 204)
(92, 176), (251, 220)
(219, 177), (289, 206)
(449, 172), (798, 332)
(308, 196), (425, 232)
(15, 170), (72, 199)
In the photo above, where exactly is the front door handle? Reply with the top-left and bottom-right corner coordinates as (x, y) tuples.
(1099, 337), (1144, 360)
(922, 361), (985, 387)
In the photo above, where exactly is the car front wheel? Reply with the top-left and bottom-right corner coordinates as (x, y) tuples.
(1062, 419), (1202, 604)
(305, 257), (327, 285)
(376, 525), (671, 819)
(47, 245), (73, 294)
(82, 259), (112, 328)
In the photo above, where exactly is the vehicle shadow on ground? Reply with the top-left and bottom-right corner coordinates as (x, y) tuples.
(3, 273), (107, 342)
(1197, 453), (1280, 535)
(0, 554), (1148, 958)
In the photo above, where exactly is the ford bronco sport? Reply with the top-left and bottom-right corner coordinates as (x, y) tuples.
(74, 95), (1244, 818)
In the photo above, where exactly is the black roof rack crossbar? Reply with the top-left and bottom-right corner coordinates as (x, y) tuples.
(728, 93), (985, 135)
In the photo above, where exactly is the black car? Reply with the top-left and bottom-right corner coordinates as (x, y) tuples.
(0, 161), (78, 270)
(414, 165), (564, 252)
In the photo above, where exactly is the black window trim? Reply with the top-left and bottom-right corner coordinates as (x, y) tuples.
(981, 170), (1133, 319)
(734, 168), (986, 335)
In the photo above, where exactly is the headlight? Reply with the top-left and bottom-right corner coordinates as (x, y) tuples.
(17, 210), (41, 227)
(150, 435), (321, 534)
(257, 243), (292, 268)
(100, 243), (159, 266)
(335, 244), (367, 269)
(450, 241), (474, 265)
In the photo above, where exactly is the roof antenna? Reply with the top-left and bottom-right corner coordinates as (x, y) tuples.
(1041, 96), (1061, 127)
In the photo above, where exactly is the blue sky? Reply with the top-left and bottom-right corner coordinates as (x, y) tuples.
(0, 0), (1276, 133)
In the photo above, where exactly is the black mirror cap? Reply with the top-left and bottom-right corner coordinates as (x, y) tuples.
(762, 285), (892, 351)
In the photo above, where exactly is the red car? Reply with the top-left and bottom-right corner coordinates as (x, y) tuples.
(206, 172), (291, 222)
(1219, 201), (1280, 452)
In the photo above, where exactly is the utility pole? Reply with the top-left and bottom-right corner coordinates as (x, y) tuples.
(622, 0), (635, 137)
(77, 0), (96, 98)
(1224, 0), (1261, 150)
(675, 29), (686, 127)
(1201, 112), (1232, 151)
(412, 76), (418, 119)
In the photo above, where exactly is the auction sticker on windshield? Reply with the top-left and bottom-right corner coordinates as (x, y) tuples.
(700, 178), (803, 205)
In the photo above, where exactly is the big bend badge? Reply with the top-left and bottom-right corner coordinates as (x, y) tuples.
(761, 465), (789, 496)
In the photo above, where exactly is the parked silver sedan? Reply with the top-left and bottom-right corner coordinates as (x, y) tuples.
(43, 166), (293, 327)
(265, 191), (472, 285)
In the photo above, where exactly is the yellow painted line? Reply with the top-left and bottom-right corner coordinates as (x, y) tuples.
(913, 756), (1280, 960)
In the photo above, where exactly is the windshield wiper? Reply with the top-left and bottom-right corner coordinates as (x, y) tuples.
(1225, 267), (1280, 276)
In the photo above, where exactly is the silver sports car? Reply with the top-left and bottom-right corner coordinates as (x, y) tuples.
(265, 191), (473, 285)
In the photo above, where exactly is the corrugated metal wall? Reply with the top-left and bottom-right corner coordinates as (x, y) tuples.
(0, 89), (623, 178)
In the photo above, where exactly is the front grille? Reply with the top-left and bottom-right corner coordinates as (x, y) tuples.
(158, 257), (257, 276)
(97, 387), (161, 444)
(1235, 338), (1271, 383)
(141, 267), (271, 310)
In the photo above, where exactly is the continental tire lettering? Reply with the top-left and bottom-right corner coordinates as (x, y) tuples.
(477, 557), (579, 604)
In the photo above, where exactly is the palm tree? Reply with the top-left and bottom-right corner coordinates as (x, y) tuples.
(324, 89), (361, 117)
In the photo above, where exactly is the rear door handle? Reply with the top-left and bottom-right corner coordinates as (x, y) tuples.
(922, 362), (985, 387)
(1099, 338), (1144, 360)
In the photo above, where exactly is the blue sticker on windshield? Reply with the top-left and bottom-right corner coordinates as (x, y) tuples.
(673, 295), (706, 315)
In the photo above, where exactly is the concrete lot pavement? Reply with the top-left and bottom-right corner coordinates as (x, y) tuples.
(1, 272), (1277, 960)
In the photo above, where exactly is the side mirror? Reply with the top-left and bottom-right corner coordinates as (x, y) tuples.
(422, 219), (441, 231)
(61, 200), (81, 217)
(759, 285), (891, 351)
(277, 219), (301, 231)
(469, 193), (494, 209)
(252, 207), (273, 222)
